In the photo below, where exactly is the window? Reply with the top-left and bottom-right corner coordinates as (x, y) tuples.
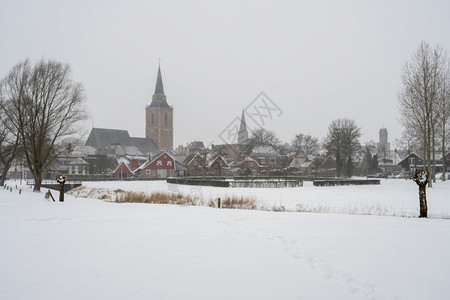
(167, 161), (172, 166)
(165, 113), (168, 126)
(157, 160), (162, 166)
(270, 157), (276, 164)
(410, 157), (415, 165)
(258, 157), (265, 165)
(146, 170), (150, 174)
(151, 113), (154, 125)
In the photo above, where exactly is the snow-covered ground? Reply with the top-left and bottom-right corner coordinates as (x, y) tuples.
(1, 179), (450, 299)
(77, 178), (450, 218)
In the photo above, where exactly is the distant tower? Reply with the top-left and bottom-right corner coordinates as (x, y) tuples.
(238, 110), (248, 145)
(379, 128), (390, 152)
(145, 65), (173, 150)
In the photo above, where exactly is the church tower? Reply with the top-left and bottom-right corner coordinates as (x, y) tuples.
(145, 65), (173, 150)
(238, 109), (248, 145)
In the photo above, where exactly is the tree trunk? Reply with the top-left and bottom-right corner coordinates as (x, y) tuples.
(443, 125), (447, 182)
(32, 168), (43, 192)
(34, 176), (42, 192)
(0, 162), (11, 186)
(418, 184), (428, 218)
(427, 119), (433, 188)
(59, 183), (65, 202)
(412, 170), (429, 218)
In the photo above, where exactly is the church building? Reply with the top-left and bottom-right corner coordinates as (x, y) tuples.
(86, 64), (174, 155)
(145, 65), (174, 150)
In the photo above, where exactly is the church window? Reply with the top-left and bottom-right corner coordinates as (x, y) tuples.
(165, 113), (168, 126)
(151, 113), (155, 125)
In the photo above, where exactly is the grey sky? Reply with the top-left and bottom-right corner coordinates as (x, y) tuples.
(1, 0), (450, 149)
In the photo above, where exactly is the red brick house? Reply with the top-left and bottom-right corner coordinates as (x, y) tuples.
(136, 151), (178, 178)
(234, 156), (261, 175)
(183, 152), (205, 176)
(206, 154), (231, 176)
(113, 160), (133, 179)
(250, 146), (282, 173)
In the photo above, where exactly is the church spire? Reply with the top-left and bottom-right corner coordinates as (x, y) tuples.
(150, 63), (169, 107)
(154, 64), (165, 95)
(238, 109), (249, 145)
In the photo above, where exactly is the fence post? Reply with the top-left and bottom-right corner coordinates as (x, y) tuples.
(218, 198), (221, 209)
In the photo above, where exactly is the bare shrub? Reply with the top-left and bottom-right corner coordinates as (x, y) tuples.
(221, 195), (256, 210)
(115, 191), (195, 205)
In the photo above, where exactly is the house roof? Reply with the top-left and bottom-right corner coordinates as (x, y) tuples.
(237, 155), (261, 167)
(106, 145), (143, 156)
(207, 154), (230, 168)
(397, 152), (422, 165)
(188, 141), (206, 149)
(250, 146), (280, 157)
(86, 128), (159, 154)
(113, 161), (133, 174)
(130, 137), (159, 154)
(69, 145), (99, 157)
(85, 128), (132, 148)
(136, 151), (175, 171)
(183, 153), (202, 166)
(68, 157), (89, 165)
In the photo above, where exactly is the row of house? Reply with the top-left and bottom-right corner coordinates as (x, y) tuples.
(43, 137), (450, 180)
(6, 141), (450, 181)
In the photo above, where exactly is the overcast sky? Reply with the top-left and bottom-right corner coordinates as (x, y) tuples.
(1, 0), (450, 149)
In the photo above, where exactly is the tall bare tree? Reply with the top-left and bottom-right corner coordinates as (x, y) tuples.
(248, 128), (282, 150)
(0, 59), (87, 191)
(324, 118), (361, 178)
(291, 133), (319, 156)
(436, 68), (450, 181)
(398, 41), (450, 187)
(0, 107), (21, 186)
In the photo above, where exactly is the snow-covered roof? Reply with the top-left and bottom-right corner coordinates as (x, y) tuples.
(68, 157), (89, 165)
(250, 146), (280, 157)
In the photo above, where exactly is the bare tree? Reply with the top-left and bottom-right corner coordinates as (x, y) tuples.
(398, 42), (450, 187)
(0, 59), (87, 192)
(361, 141), (377, 176)
(248, 128), (282, 150)
(0, 107), (21, 186)
(324, 118), (361, 178)
(436, 70), (450, 181)
(291, 133), (319, 156)
(377, 143), (389, 178)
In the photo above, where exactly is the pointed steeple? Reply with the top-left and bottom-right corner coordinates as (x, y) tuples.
(238, 110), (249, 145)
(150, 63), (169, 107)
(154, 64), (165, 95)
(239, 110), (247, 133)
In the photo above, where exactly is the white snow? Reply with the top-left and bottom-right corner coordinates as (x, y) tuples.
(1, 179), (450, 299)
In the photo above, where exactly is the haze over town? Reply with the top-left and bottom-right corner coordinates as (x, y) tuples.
(2, 1), (450, 147)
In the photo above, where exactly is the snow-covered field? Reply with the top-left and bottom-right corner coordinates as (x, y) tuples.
(1, 179), (450, 299)
(77, 179), (450, 218)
